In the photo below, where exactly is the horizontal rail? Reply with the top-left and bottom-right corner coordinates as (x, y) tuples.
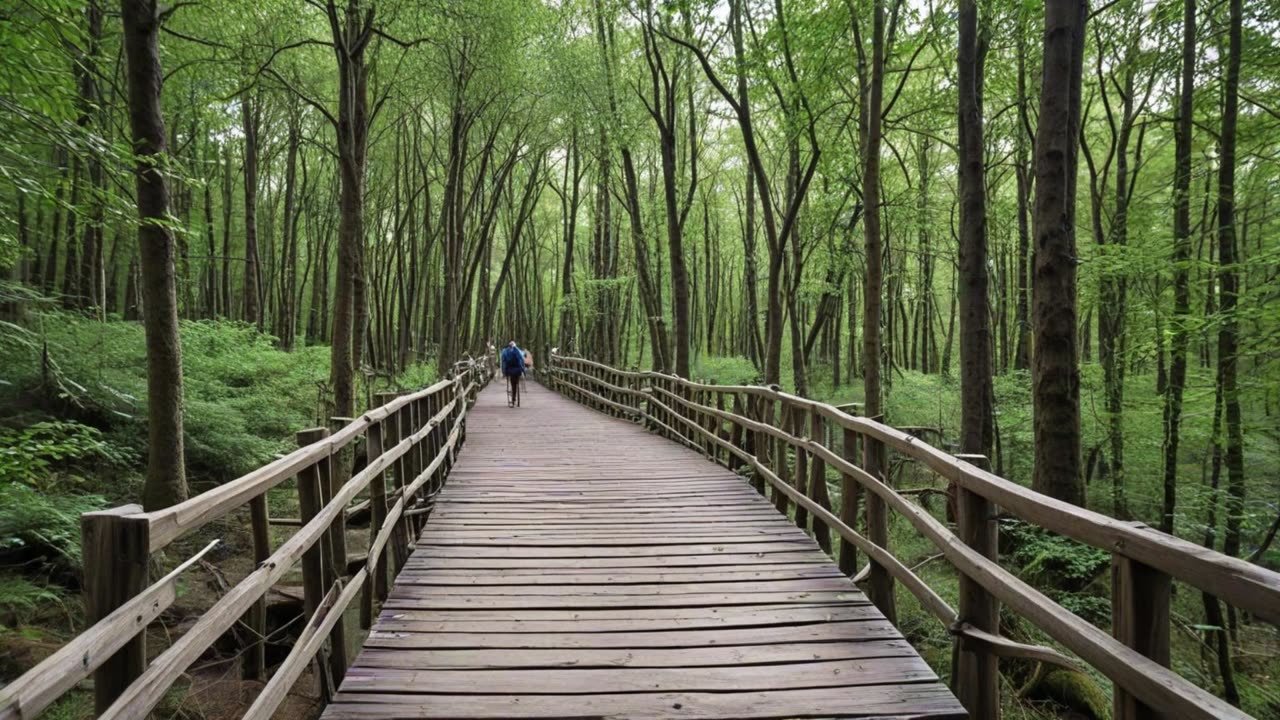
(6, 359), (490, 720)
(0, 541), (220, 720)
(548, 353), (1275, 720)
(568, 362), (1280, 625)
(96, 388), (472, 719)
(139, 376), (457, 553)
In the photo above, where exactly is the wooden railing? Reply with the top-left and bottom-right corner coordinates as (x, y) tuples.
(545, 353), (1280, 720)
(0, 359), (492, 720)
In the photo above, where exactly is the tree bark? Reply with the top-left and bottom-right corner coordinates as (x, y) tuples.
(120, 0), (188, 510)
(1217, 0), (1245, 568)
(1161, 0), (1195, 534)
(241, 94), (261, 327)
(1030, 0), (1087, 505)
(957, 0), (992, 459)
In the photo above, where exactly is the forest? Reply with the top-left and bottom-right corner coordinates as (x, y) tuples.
(1, 0), (1278, 717)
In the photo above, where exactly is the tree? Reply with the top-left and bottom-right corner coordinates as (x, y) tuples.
(1031, 0), (1087, 505)
(120, 0), (188, 510)
(957, 0), (992, 459)
(1160, 0), (1194, 535)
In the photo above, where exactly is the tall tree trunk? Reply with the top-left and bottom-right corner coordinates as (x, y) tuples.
(1161, 0), (1195, 535)
(279, 113), (300, 350)
(742, 172), (763, 367)
(121, 0), (187, 510)
(1013, 24), (1033, 372)
(862, 0), (886, 426)
(328, 2), (373, 418)
(1217, 0), (1245, 569)
(1031, 0), (1087, 505)
(241, 95), (261, 327)
(958, 1), (992, 459)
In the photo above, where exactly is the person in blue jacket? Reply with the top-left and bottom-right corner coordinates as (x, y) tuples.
(500, 340), (526, 407)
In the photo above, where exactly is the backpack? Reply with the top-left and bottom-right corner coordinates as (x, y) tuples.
(501, 347), (523, 374)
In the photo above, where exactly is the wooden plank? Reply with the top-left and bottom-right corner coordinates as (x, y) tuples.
(404, 552), (834, 569)
(374, 604), (880, 633)
(349, 640), (918, 669)
(336, 657), (938, 694)
(322, 685), (967, 719)
(387, 578), (860, 594)
(364, 621), (901, 649)
(389, 567), (846, 585)
(410, 542), (822, 558)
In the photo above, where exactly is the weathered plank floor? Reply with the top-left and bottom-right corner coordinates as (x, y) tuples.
(323, 380), (966, 719)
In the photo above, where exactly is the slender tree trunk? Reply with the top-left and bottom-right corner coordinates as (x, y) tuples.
(1217, 0), (1245, 569)
(1013, 38), (1032, 375)
(958, 0), (993, 459)
(241, 95), (261, 327)
(863, 0), (887, 426)
(1031, 0), (1087, 505)
(1161, 0), (1195, 534)
(328, 2), (372, 418)
(121, 0), (187, 510)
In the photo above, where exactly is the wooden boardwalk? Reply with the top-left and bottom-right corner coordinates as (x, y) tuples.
(323, 380), (966, 719)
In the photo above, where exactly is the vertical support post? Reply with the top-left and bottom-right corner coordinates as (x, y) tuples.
(772, 397), (789, 514)
(426, 392), (441, 495)
(396, 395), (417, 566)
(790, 403), (809, 531)
(296, 427), (335, 702)
(728, 393), (745, 473)
(838, 428), (861, 575)
(953, 453), (999, 718)
(376, 393), (408, 574)
(751, 394), (768, 494)
(863, 427), (897, 623)
(1112, 544), (1171, 720)
(808, 408), (832, 553)
(707, 381), (722, 462)
(245, 493), (271, 680)
(82, 506), (148, 714)
(363, 417), (387, 629)
(315, 435), (349, 681)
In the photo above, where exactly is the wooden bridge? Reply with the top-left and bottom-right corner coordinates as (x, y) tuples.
(324, 380), (962, 718)
(3, 355), (1279, 720)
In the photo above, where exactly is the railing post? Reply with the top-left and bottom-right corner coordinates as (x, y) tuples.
(838, 428), (861, 575)
(751, 393), (768, 494)
(81, 506), (148, 714)
(426, 391), (442, 495)
(1112, 530), (1171, 720)
(953, 453), (999, 719)
(862, 427), (897, 624)
(363, 415), (387, 629)
(315, 434), (349, 682)
(728, 393), (744, 473)
(771, 395), (789, 515)
(397, 395), (416, 565)
(789, 403), (809, 532)
(808, 407), (832, 553)
(296, 427), (335, 702)
(245, 493), (270, 680)
(377, 393), (409, 574)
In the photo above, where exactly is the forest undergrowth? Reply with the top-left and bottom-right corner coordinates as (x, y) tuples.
(0, 311), (435, 719)
(691, 352), (1280, 719)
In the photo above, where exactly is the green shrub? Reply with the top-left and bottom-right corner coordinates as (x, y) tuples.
(0, 314), (331, 484)
(0, 421), (133, 487)
(0, 482), (105, 568)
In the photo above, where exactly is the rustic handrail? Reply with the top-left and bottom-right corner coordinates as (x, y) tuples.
(546, 352), (1280, 720)
(0, 358), (491, 720)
